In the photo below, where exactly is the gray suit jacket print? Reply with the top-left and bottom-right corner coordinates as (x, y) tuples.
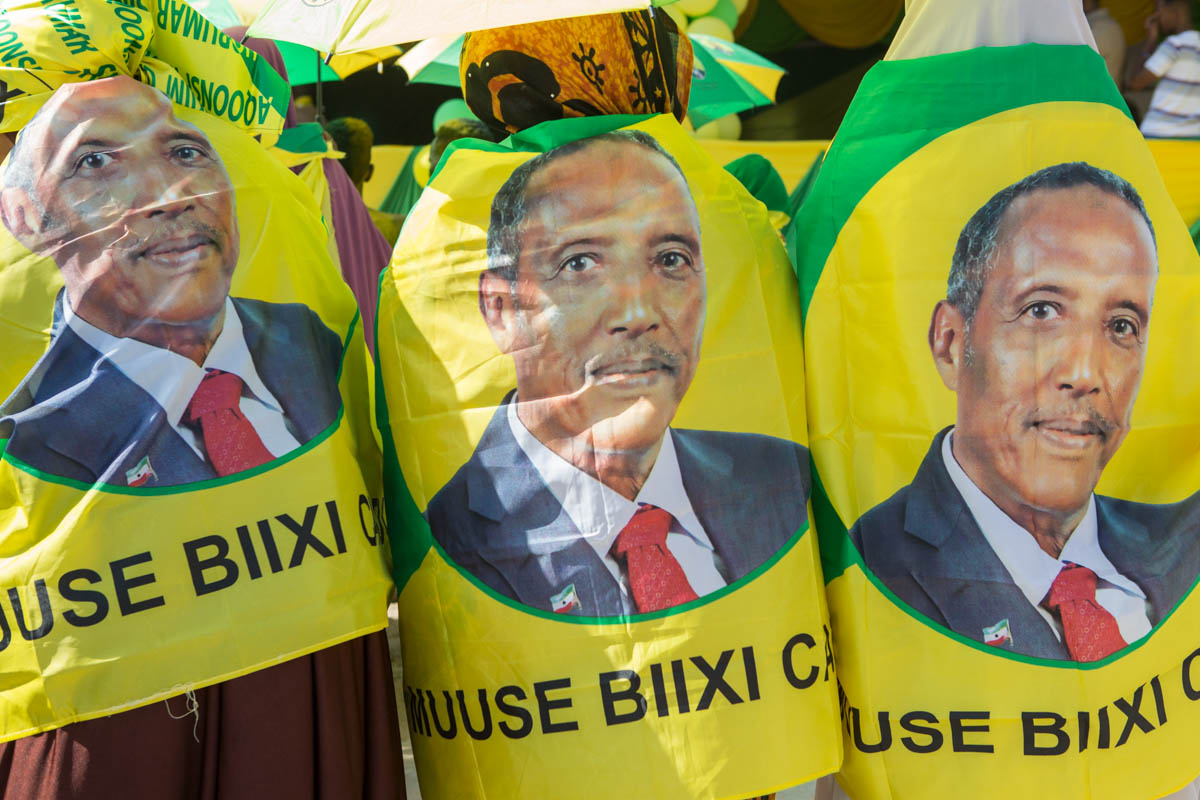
(426, 394), (812, 617)
(850, 428), (1200, 660)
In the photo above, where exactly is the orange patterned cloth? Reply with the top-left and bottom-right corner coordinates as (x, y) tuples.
(460, 10), (693, 135)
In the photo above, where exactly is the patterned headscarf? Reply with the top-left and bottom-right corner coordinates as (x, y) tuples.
(460, 10), (693, 135)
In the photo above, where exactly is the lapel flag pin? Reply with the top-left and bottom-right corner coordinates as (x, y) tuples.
(551, 583), (580, 614)
(125, 456), (157, 488)
(982, 618), (1013, 647)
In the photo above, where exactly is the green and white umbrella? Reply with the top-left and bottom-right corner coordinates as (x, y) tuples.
(687, 32), (783, 126)
(191, 0), (404, 86)
(400, 31), (785, 128)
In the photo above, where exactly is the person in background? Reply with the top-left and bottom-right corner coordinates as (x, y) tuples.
(429, 117), (496, 171)
(1129, 0), (1200, 137)
(229, 29), (394, 351)
(1084, 0), (1126, 85)
(326, 116), (405, 248)
(293, 92), (318, 124)
(377, 117), (499, 220)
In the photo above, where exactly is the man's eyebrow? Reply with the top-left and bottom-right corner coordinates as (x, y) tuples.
(1115, 299), (1150, 325)
(1011, 283), (1073, 305)
(1012, 283), (1151, 324)
(651, 232), (701, 251)
(548, 236), (614, 261)
(66, 137), (119, 155)
(59, 137), (121, 169)
(157, 130), (212, 149)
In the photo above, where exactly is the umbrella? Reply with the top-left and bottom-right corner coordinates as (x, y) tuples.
(401, 32), (785, 128)
(245, 0), (667, 55)
(191, 0), (405, 87)
(190, 0), (243, 29)
(396, 35), (463, 86)
(275, 42), (404, 85)
(687, 32), (784, 126)
(190, 0), (275, 28)
(329, 46), (405, 77)
(276, 40), (342, 85)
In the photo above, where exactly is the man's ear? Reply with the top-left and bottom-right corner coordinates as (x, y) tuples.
(0, 185), (44, 251)
(929, 300), (967, 391)
(479, 270), (518, 353)
(365, 163), (375, 184)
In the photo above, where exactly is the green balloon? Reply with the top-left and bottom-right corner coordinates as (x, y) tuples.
(711, 0), (739, 30)
(432, 98), (475, 134)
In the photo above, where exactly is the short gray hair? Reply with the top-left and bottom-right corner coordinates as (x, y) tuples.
(486, 129), (687, 282)
(948, 161), (1155, 322)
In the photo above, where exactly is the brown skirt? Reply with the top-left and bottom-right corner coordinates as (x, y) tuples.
(0, 631), (405, 800)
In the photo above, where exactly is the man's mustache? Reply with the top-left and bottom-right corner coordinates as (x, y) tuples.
(121, 219), (226, 257)
(585, 342), (685, 378)
(1024, 405), (1120, 439)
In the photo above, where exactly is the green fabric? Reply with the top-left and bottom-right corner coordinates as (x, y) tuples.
(273, 122), (328, 155)
(373, 286), (429, 590)
(383, 116), (651, 217)
(378, 147), (426, 216)
(782, 149), (824, 250)
(275, 41), (341, 86)
(785, 44), (1128, 581)
(724, 154), (789, 213)
(788, 44), (1127, 324)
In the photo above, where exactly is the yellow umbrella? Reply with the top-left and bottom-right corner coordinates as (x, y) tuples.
(328, 46), (404, 77)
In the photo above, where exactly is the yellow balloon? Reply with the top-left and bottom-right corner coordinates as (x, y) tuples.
(413, 145), (431, 187)
(687, 14), (735, 40)
(716, 113), (742, 140)
(663, 3), (689, 32)
(693, 113), (741, 139)
(676, 0), (718, 17)
(692, 119), (721, 139)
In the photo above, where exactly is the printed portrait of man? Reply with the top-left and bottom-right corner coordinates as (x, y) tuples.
(851, 161), (1200, 661)
(0, 76), (343, 488)
(425, 130), (811, 617)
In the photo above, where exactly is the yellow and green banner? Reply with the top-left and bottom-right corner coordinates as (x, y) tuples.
(0, 9), (389, 739)
(376, 112), (839, 799)
(791, 44), (1200, 799)
(0, 0), (289, 140)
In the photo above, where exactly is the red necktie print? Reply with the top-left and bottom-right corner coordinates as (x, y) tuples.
(611, 504), (699, 613)
(1042, 562), (1128, 662)
(183, 369), (274, 476)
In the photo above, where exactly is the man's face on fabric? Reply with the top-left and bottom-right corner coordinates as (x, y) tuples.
(485, 140), (706, 454)
(7, 76), (238, 337)
(940, 185), (1156, 519)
